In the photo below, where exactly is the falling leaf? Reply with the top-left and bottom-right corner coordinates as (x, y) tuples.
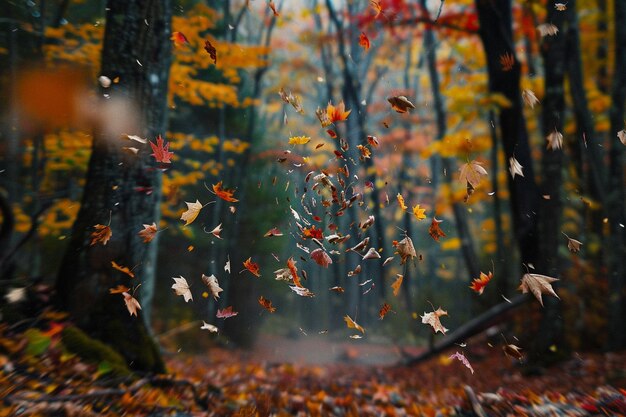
(268, 1), (279, 16)
(288, 135), (311, 145)
(310, 248), (333, 268)
(201, 274), (223, 300)
(519, 273), (560, 306)
(264, 227), (283, 237)
(207, 223), (223, 239)
(429, 218), (446, 241)
(98, 75), (111, 88)
(181, 200), (203, 226)
(171, 276), (193, 303)
(326, 100), (351, 124)
(316, 107), (331, 127)
(359, 32), (370, 50)
(537, 23), (559, 37)
(286, 257), (302, 287)
(90, 224), (112, 246)
(379, 303), (392, 320)
(109, 285), (130, 294)
(555, 3), (567, 10)
(243, 257), (261, 277)
(522, 89), (540, 108)
(412, 205), (426, 221)
(290, 285), (315, 297)
(459, 160), (488, 189)
(503, 344), (523, 360)
(258, 296), (276, 313)
(216, 306), (238, 319)
(200, 321), (218, 333)
(387, 96), (415, 113)
(618, 129), (626, 145)
(122, 147), (139, 155)
(360, 215), (375, 230)
(449, 351), (474, 374)
(204, 40), (217, 64)
(362, 247), (381, 260)
(149, 135), (174, 164)
(391, 274), (403, 296)
(170, 31), (189, 46)
(397, 193), (407, 210)
(125, 134), (147, 144)
(421, 308), (449, 334)
(499, 52), (515, 71)
(383, 257), (394, 266)
(470, 271), (493, 295)
(329, 286), (345, 293)
(225, 256), (231, 274)
(509, 157), (524, 178)
(212, 181), (239, 202)
(393, 237), (416, 264)
(356, 144), (371, 160)
(546, 129), (563, 150)
(5, 287), (26, 303)
(111, 261), (134, 278)
(344, 315), (365, 334)
(563, 233), (583, 253)
(122, 292), (141, 316)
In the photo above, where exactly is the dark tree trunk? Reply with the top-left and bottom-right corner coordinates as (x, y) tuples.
(474, 0), (540, 269)
(607, 0), (626, 350)
(532, 0), (569, 364)
(55, 0), (172, 373)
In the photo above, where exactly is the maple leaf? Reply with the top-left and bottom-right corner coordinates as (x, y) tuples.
(122, 292), (141, 316)
(201, 274), (223, 300)
(264, 227), (283, 237)
(537, 23), (559, 37)
(344, 315), (365, 334)
(421, 308), (449, 334)
(412, 205), (426, 221)
(204, 40), (217, 64)
(509, 157), (524, 178)
(111, 261), (134, 278)
(391, 274), (403, 296)
(379, 303), (392, 320)
(393, 237), (416, 264)
(149, 135), (174, 163)
(90, 224), (112, 246)
(387, 96), (415, 113)
(181, 200), (203, 226)
(170, 31), (189, 46)
(216, 306), (238, 319)
(243, 257), (261, 277)
(470, 271), (493, 295)
(429, 218), (446, 241)
(288, 135), (311, 145)
(519, 273), (560, 306)
(310, 248), (332, 268)
(171, 276), (193, 302)
(546, 129), (563, 150)
(326, 100), (351, 124)
(449, 351), (474, 374)
(563, 233), (583, 253)
(618, 129), (626, 145)
(522, 89), (540, 108)
(109, 285), (130, 294)
(200, 321), (218, 333)
(356, 144), (371, 160)
(397, 193), (407, 210)
(459, 160), (488, 189)
(286, 257), (302, 287)
(207, 223), (223, 239)
(359, 32), (370, 50)
(499, 52), (515, 71)
(258, 296), (276, 313)
(212, 181), (239, 202)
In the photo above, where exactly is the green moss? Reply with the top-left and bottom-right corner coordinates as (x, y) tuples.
(61, 326), (131, 377)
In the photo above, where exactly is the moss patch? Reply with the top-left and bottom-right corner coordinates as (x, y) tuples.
(61, 326), (131, 377)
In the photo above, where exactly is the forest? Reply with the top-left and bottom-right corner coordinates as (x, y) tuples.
(0, 0), (625, 415)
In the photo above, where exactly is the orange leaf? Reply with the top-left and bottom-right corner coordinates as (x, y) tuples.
(243, 257), (261, 277)
(470, 271), (493, 295)
(379, 303), (392, 320)
(391, 274), (403, 296)
(170, 31), (189, 46)
(429, 218), (446, 241)
(396, 193), (407, 210)
(287, 257), (302, 287)
(111, 261), (135, 278)
(138, 223), (157, 243)
(326, 100), (351, 124)
(213, 181), (239, 202)
(258, 296), (276, 313)
(359, 32), (370, 50)
(109, 285), (130, 294)
(149, 135), (173, 163)
(90, 224), (112, 246)
(344, 315), (365, 334)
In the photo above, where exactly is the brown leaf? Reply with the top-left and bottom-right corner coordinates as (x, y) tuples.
(459, 160), (488, 189)
(201, 274), (223, 300)
(243, 257), (261, 277)
(387, 95), (415, 113)
(204, 40), (217, 64)
(421, 308), (448, 334)
(264, 227), (283, 237)
(138, 223), (158, 243)
(122, 292), (141, 316)
(90, 224), (112, 246)
(428, 218), (446, 242)
(519, 273), (560, 306)
(111, 261), (134, 278)
(379, 303), (392, 320)
(563, 233), (583, 253)
(503, 343), (524, 360)
(344, 315), (365, 334)
(258, 296), (276, 313)
(393, 237), (416, 264)
(310, 248), (333, 268)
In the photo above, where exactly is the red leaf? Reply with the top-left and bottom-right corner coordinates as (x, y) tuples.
(212, 181), (239, 202)
(170, 31), (189, 46)
(359, 32), (370, 50)
(310, 248), (332, 268)
(428, 218), (446, 241)
(243, 257), (261, 277)
(149, 135), (174, 164)
(216, 306), (238, 319)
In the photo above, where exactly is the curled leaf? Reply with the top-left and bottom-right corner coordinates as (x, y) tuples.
(181, 200), (203, 226)
(311, 248), (333, 268)
(519, 273), (559, 306)
(421, 308), (448, 334)
(344, 315), (365, 334)
(387, 96), (415, 113)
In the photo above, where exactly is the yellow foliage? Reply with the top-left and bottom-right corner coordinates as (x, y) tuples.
(222, 139), (250, 154)
(440, 237), (461, 251)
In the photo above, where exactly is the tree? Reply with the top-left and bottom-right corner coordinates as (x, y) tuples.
(55, 0), (172, 373)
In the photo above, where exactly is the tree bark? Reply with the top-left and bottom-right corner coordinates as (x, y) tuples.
(56, 0), (172, 373)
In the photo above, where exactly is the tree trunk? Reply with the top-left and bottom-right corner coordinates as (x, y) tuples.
(474, 0), (540, 269)
(56, 0), (172, 373)
(607, 0), (626, 350)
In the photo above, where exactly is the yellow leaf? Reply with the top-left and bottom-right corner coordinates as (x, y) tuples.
(288, 135), (311, 145)
(396, 193), (407, 210)
(412, 204), (426, 221)
(344, 315), (365, 334)
(181, 200), (203, 226)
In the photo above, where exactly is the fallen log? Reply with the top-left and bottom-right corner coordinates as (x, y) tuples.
(403, 294), (528, 366)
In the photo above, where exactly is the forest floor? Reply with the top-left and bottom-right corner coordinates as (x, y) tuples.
(1, 326), (626, 416)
